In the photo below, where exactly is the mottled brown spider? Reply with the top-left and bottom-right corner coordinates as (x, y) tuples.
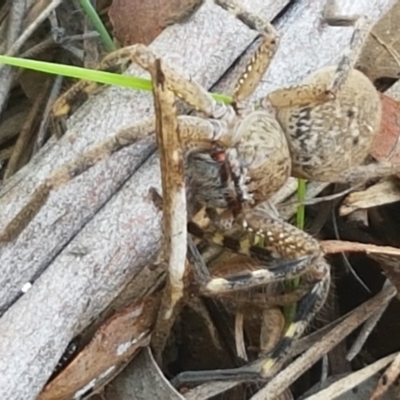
(0, 0), (394, 386)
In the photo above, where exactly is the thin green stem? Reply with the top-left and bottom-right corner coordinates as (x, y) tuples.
(296, 179), (306, 230)
(78, 0), (115, 52)
(283, 178), (307, 327)
(0, 55), (232, 104)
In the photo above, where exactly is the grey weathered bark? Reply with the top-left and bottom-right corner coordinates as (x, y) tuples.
(0, 0), (394, 399)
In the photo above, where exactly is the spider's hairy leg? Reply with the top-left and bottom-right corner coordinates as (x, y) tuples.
(214, 0), (279, 102)
(259, 259), (330, 377)
(189, 207), (321, 294)
(209, 282), (313, 307)
(266, 1), (370, 108)
(102, 44), (229, 119)
(53, 43), (227, 121)
(322, 0), (375, 94)
(173, 208), (331, 382)
(323, 14), (371, 95)
(172, 261), (330, 385)
(52, 81), (100, 120)
(52, 47), (141, 119)
(266, 83), (335, 108)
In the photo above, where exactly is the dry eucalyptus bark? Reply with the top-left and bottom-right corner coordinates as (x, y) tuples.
(0, 0), (394, 399)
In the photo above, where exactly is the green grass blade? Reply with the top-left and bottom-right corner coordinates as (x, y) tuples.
(296, 179), (306, 230)
(283, 178), (307, 327)
(0, 55), (232, 104)
(0, 54), (151, 88)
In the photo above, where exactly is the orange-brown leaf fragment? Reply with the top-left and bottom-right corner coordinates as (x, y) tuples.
(371, 94), (400, 166)
(38, 294), (161, 400)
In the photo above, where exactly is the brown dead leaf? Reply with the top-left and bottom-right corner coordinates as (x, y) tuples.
(38, 293), (161, 400)
(108, 0), (204, 46)
(339, 178), (400, 216)
(19, 71), (52, 103)
(357, 1), (400, 83)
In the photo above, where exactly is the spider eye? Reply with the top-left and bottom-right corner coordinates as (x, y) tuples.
(211, 151), (226, 163)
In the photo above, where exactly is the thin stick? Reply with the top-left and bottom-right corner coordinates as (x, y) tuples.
(304, 353), (398, 400)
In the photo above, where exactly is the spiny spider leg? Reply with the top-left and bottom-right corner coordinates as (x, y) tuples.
(189, 221), (313, 293)
(172, 261), (330, 384)
(324, 18), (371, 95)
(267, 2), (371, 108)
(214, 0), (279, 102)
(179, 206), (331, 382)
(53, 44), (228, 121)
(189, 208), (322, 295)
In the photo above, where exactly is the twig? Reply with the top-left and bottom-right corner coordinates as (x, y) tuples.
(304, 353), (398, 400)
(347, 279), (392, 361)
(4, 79), (50, 179)
(34, 75), (63, 153)
(321, 240), (400, 256)
(6, 0), (25, 49)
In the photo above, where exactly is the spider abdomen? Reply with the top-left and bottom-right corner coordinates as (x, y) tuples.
(276, 67), (382, 181)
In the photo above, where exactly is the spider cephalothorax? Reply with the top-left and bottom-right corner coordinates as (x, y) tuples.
(185, 109), (291, 214)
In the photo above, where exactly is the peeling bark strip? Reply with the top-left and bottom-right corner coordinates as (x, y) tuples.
(38, 295), (160, 400)
(0, 0), (394, 399)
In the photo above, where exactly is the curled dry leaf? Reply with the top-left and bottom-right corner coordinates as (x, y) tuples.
(105, 347), (184, 399)
(321, 240), (400, 293)
(38, 293), (161, 400)
(339, 178), (400, 216)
